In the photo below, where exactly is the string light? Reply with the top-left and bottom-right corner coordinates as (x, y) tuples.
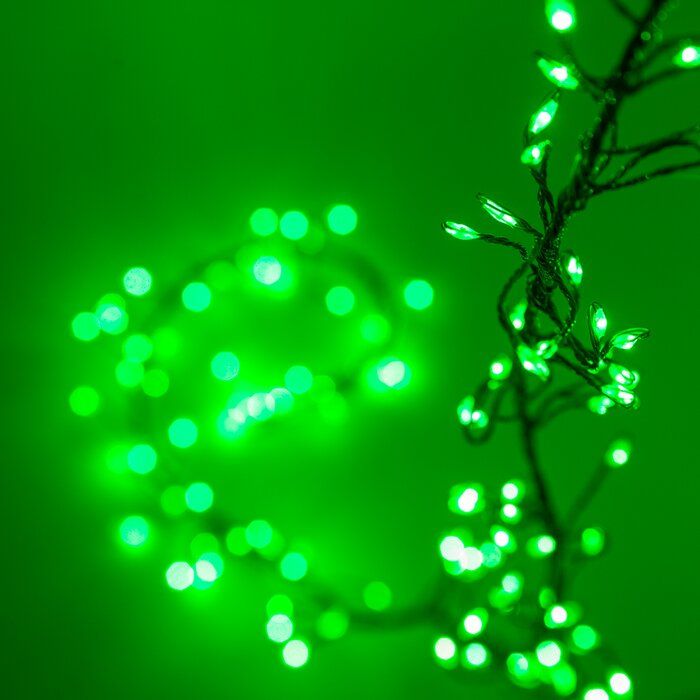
(608, 328), (650, 351)
(520, 140), (551, 167)
(546, 0), (576, 32)
(327, 204), (358, 235)
(119, 516), (149, 546)
(675, 45), (700, 67)
(605, 439), (631, 468)
(528, 97), (559, 135)
(123, 267), (153, 297)
(442, 221), (480, 241)
(537, 55), (580, 90)
(250, 207), (278, 236)
(517, 344), (550, 380)
(280, 211), (309, 240)
(403, 279), (434, 310)
(565, 252), (583, 286)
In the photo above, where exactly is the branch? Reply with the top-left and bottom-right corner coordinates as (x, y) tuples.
(595, 159), (700, 193)
(608, 0), (640, 24)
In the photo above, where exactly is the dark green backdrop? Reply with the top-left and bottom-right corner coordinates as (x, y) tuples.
(5, 0), (699, 698)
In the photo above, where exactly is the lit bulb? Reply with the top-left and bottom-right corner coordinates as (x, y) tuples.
(509, 300), (527, 331)
(608, 328), (650, 351)
(443, 221), (480, 241)
(529, 97), (559, 135)
(589, 303), (607, 343)
(564, 252), (583, 286)
(675, 45), (700, 67)
(517, 344), (550, 380)
(608, 363), (640, 389)
(546, 1), (576, 32)
(605, 439), (631, 468)
(537, 56), (580, 89)
(477, 194), (530, 230)
(601, 384), (636, 407)
(521, 140), (551, 166)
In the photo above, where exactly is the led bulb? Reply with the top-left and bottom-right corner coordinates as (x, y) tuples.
(608, 328), (650, 351)
(547, 1), (576, 32)
(443, 221), (480, 240)
(529, 98), (559, 135)
(675, 45), (700, 67)
(521, 140), (551, 166)
(517, 344), (550, 380)
(564, 252), (583, 285)
(537, 56), (579, 89)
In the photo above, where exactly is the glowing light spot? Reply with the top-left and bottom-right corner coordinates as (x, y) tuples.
(376, 359), (410, 389)
(246, 519), (273, 549)
(253, 256), (283, 286)
(142, 369), (170, 397)
(327, 204), (357, 235)
(547, 1), (576, 31)
(403, 279), (434, 310)
(584, 689), (609, 700)
(119, 516), (149, 546)
(160, 485), (187, 517)
(677, 45), (700, 67)
(185, 482), (214, 513)
(363, 581), (392, 611)
(267, 594), (294, 617)
(459, 547), (484, 571)
(285, 365), (314, 394)
(434, 637), (457, 661)
(250, 207), (278, 236)
(168, 418), (198, 448)
(166, 561), (194, 590)
(280, 210), (309, 240)
(123, 334), (153, 362)
(493, 529), (511, 549)
(606, 439), (631, 467)
(115, 360), (144, 388)
(464, 643), (490, 668)
(529, 98), (559, 135)
(127, 444), (157, 475)
(571, 624), (600, 653)
(439, 535), (464, 562)
(195, 558), (218, 582)
(211, 351), (241, 381)
(72, 312), (100, 341)
(529, 534), (557, 558)
(502, 572), (522, 594)
(609, 671), (632, 696)
(280, 552), (308, 581)
(317, 609), (349, 640)
(282, 639), (310, 668)
(501, 481), (521, 501)
(536, 640), (562, 667)
(501, 503), (522, 523)
(360, 314), (391, 344)
(267, 614), (293, 643)
(325, 286), (356, 316)
(123, 267), (152, 297)
(182, 282), (211, 312)
(97, 300), (128, 335)
(226, 527), (251, 556)
(463, 610), (487, 636)
(581, 527), (605, 556)
(457, 487), (480, 513)
(69, 386), (100, 416)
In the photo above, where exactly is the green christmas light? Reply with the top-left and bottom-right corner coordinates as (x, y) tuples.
(119, 515), (149, 547)
(442, 221), (480, 241)
(142, 368), (169, 397)
(249, 207), (278, 236)
(527, 534), (557, 558)
(168, 417), (198, 448)
(608, 669), (633, 696)
(449, 483), (485, 515)
(123, 267), (153, 297)
(182, 282), (212, 312)
(491, 525), (516, 553)
(565, 252), (583, 286)
(529, 97), (559, 135)
(97, 297), (129, 335)
(489, 354), (513, 381)
(551, 664), (578, 696)
(571, 624), (600, 653)
(185, 482), (214, 512)
(211, 351), (241, 381)
(581, 527), (605, 556)
(477, 195), (529, 230)
(376, 358), (410, 389)
(69, 385), (100, 416)
(501, 480), (524, 502)
(325, 286), (356, 316)
(266, 614), (294, 643)
(608, 328), (650, 351)
(246, 519), (274, 549)
(546, 0), (576, 32)
(462, 608), (488, 636)
(608, 363), (639, 389)
(510, 300), (527, 331)
(537, 55), (579, 90)
(544, 603), (580, 629)
(536, 338), (558, 359)
(463, 642), (491, 669)
(363, 581), (392, 611)
(279, 210), (309, 240)
(253, 256), (283, 286)
(165, 561), (194, 591)
(360, 314), (391, 344)
(601, 384), (636, 407)
(439, 535), (465, 562)
(72, 311), (100, 341)
(282, 639), (310, 668)
(434, 636), (458, 666)
(588, 303), (608, 346)
(675, 45), (700, 68)
(584, 688), (610, 700)
(127, 443), (157, 475)
(500, 503), (522, 524)
(517, 344), (550, 380)
(403, 279), (434, 310)
(327, 204), (357, 235)
(285, 365), (314, 394)
(605, 439), (631, 468)
(123, 334), (153, 363)
(536, 639), (563, 667)
(280, 552), (308, 581)
(521, 140), (550, 166)
(316, 609), (349, 640)
(588, 395), (614, 415)
(115, 359), (144, 388)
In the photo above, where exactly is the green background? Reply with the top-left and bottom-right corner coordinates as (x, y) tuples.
(5, 0), (699, 697)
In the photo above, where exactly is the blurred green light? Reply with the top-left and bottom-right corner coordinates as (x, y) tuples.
(463, 608), (488, 636)
(182, 282), (212, 312)
(581, 527), (605, 556)
(72, 312), (100, 341)
(226, 526), (251, 556)
(280, 211), (309, 240)
(376, 358), (410, 389)
(267, 614), (294, 643)
(185, 482), (214, 512)
(327, 204), (357, 235)
(142, 368), (170, 397)
(551, 664), (578, 695)
(403, 279), (434, 310)
(97, 302), (128, 335)
(285, 365), (314, 394)
(363, 581), (392, 611)
(280, 552), (308, 581)
(434, 637), (457, 662)
(536, 640), (562, 667)
(211, 351), (241, 381)
(547, 0), (576, 31)
(165, 561), (194, 590)
(317, 609), (349, 640)
(253, 256), (283, 286)
(119, 515), (149, 546)
(267, 594), (294, 617)
(160, 485), (187, 517)
(246, 519), (273, 549)
(608, 670), (632, 696)
(571, 625), (599, 653)
(168, 418), (198, 448)
(360, 314), (391, 344)
(325, 286), (356, 316)
(250, 207), (278, 236)
(282, 639), (310, 668)
(127, 443), (157, 475)
(195, 555), (220, 582)
(123, 267), (152, 297)
(115, 359), (144, 388)
(584, 689), (609, 700)
(69, 385), (100, 417)
(606, 439), (631, 468)
(464, 642), (490, 668)
(123, 334), (153, 362)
